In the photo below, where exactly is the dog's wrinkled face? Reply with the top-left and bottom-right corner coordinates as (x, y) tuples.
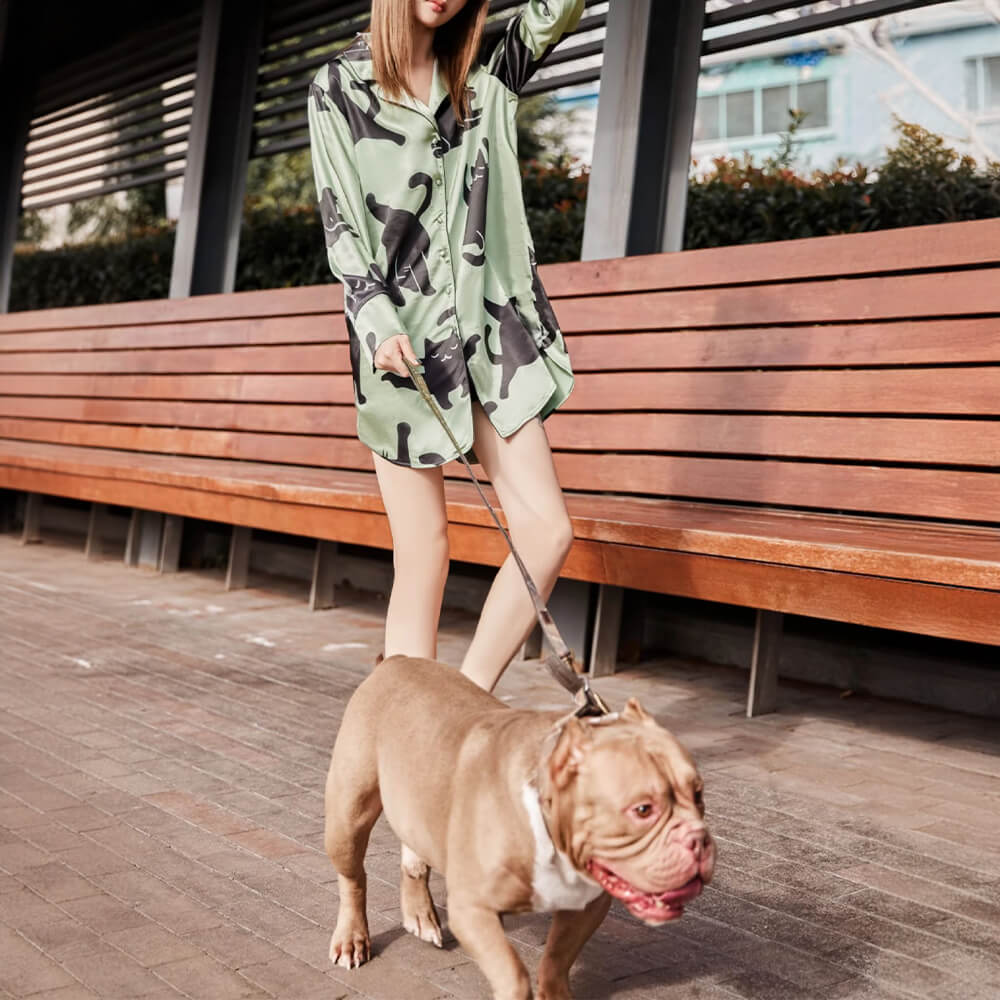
(545, 698), (715, 925)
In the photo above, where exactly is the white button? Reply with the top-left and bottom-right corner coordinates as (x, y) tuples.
(435, 175), (443, 186)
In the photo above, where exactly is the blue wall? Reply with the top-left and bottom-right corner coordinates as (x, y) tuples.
(692, 20), (1000, 171)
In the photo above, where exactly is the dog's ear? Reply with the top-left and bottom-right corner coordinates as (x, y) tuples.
(549, 718), (592, 790)
(622, 697), (653, 724)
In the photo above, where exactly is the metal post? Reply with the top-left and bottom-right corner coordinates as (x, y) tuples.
(582, 0), (704, 259)
(588, 583), (625, 678)
(310, 540), (338, 611)
(152, 0), (265, 570)
(0, 0), (36, 312)
(747, 610), (783, 717)
(169, 0), (267, 297)
(226, 525), (252, 590)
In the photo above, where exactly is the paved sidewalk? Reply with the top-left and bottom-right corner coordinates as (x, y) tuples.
(1, 531), (999, 1000)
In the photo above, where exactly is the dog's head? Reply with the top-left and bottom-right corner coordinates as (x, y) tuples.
(542, 698), (715, 925)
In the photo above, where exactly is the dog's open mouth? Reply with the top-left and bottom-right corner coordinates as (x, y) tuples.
(587, 861), (703, 924)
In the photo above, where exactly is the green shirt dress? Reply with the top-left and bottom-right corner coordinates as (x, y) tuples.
(306, 0), (583, 468)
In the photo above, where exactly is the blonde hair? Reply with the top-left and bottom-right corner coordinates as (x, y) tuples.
(368, 0), (489, 124)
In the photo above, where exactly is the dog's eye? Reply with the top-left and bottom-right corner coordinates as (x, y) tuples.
(632, 803), (654, 819)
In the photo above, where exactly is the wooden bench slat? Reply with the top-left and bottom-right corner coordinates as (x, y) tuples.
(550, 455), (999, 523)
(0, 373), (355, 405)
(2, 461), (998, 646)
(4, 368), (999, 414)
(0, 315), (348, 353)
(0, 438), (385, 505)
(0, 398), (358, 435)
(563, 369), (1000, 415)
(565, 498), (1000, 589)
(547, 414), (1000, 466)
(540, 218), (1000, 297)
(4, 318), (1000, 370)
(0, 284), (349, 333)
(558, 269), (1000, 332)
(566, 320), (1000, 369)
(3, 439), (998, 589)
(0, 419), (369, 467)
(591, 543), (1000, 646)
(0, 344), (345, 375)
(3, 410), (1000, 468)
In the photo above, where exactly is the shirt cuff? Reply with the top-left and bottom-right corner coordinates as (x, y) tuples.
(348, 288), (405, 366)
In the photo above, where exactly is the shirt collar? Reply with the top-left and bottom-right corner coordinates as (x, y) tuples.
(351, 31), (445, 118)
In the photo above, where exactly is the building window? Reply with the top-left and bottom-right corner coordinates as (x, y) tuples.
(694, 95), (721, 140)
(726, 90), (755, 138)
(965, 55), (1000, 113)
(762, 84), (792, 134)
(695, 79), (830, 142)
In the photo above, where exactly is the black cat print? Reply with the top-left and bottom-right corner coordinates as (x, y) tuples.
(307, 0), (583, 467)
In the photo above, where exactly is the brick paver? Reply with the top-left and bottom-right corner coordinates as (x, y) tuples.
(1, 531), (999, 999)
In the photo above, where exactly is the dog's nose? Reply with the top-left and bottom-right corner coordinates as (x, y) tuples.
(683, 826), (709, 860)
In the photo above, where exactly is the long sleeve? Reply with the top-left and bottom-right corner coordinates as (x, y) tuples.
(306, 65), (404, 363)
(483, 0), (586, 94)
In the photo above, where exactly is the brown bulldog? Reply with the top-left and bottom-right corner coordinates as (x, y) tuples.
(323, 655), (715, 1000)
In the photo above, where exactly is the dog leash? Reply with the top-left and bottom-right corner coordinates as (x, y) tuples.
(401, 357), (610, 718)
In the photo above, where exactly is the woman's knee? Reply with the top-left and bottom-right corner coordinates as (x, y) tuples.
(549, 511), (575, 561)
(512, 507), (574, 564)
(391, 524), (450, 579)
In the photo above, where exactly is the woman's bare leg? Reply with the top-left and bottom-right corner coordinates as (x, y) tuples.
(372, 453), (450, 660)
(459, 406), (574, 691)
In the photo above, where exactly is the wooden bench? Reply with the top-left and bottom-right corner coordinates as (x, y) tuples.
(2, 216), (998, 715)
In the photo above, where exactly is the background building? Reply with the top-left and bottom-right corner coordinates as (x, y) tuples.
(541, 3), (1000, 172)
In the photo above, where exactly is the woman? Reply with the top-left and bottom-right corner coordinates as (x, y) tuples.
(307, 0), (584, 692)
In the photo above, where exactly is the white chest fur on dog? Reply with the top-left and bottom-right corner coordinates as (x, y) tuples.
(521, 783), (604, 912)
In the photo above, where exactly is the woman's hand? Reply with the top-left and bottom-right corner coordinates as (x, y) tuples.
(374, 334), (420, 378)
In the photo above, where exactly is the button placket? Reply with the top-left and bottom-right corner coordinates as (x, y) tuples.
(433, 184), (457, 316)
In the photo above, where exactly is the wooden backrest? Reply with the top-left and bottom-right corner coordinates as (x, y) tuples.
(1, 217), (998, 527)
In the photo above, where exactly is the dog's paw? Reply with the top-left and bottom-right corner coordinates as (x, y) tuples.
(537, 968), (572, 1000)
(402, 908), (444, 948)
(537, 985), (572, 1000)
(329, 925), (370, 969)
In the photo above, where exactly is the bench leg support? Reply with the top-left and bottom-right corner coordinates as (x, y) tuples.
(747, 609), (783, 718)
(125, 511), (138, 566)
(226, 525), (252, 591)
(519, 579), (593, 667)
(589, 584), (624, 678)
(85, 503), (109, 561)
(521, 624), (542, 660)
(0, 491), (14, 533)
(125, 510), (165, 568)
(159, 515), (183, 573)
(310, 539), (338, 611)
(21, 492), (42, 545)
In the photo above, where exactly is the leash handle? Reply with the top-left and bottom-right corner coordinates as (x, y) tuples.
(399, 356), (608, 717)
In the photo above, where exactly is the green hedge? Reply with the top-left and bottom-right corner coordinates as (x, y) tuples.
(11, 228), (176, 311)
(10, 120), (999, 311)
(9, 155), (591, 309)
(684, 119), (1000, 249)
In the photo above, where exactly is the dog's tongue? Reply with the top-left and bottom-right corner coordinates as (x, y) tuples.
(589, 863), (703, 925)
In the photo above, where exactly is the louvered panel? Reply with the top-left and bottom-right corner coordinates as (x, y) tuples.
(702, 0), (957, 54)
(21, 10), (200, 211)
(251, 0), (607, 159)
